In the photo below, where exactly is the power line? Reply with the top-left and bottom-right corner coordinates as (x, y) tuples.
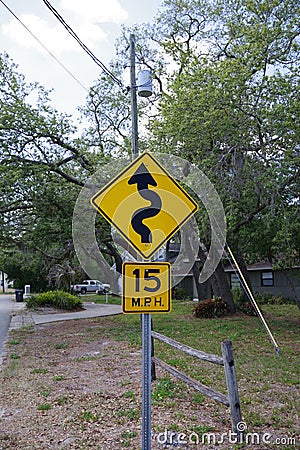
(41, 0), (124, 88)
(0, 0), (88, 92)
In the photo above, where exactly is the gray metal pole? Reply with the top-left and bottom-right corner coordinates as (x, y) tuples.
(130, 33), (138, 158)
(142, 313), (152, 450)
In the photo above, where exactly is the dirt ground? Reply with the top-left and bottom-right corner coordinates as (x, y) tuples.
(0, 315), (298, 450)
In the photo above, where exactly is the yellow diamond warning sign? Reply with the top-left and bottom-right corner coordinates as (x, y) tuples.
(122, 262), (171, 314)
(90, 152), (198, 260)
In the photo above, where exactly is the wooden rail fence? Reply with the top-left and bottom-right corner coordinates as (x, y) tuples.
(151, 331), (243, 435)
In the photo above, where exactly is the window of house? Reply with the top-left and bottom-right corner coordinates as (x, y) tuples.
(261, 271), (274, 286)
(230, 273), (241, 289)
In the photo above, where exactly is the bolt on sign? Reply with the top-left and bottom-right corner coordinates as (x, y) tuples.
(90, 152), (198, 260)
(122, 262), (171, 314)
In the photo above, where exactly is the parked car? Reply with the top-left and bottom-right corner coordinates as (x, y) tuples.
(71, 280), (110, 295)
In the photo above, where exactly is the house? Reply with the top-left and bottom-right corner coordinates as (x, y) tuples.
(166, 242), (300, 302)
(224, 262), (300, 302)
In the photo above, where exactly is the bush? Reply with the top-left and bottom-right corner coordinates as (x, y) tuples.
(173, 287), (186, 300)
(193, 297), (228, 318)
(232, 288), (256, 316)
(255, 292), (292, 305)
(231, 289), (293, 315)
(26, 290), (83, 310)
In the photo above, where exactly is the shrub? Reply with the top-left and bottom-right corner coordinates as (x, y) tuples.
(26, 290), (83, 310)
(173, 287), (186, 299)
(193, 297), (228, 318)
(232, 288), (256, 316)
(255, 292), (292, 305)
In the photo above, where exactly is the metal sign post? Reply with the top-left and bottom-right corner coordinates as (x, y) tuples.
(122, 261), (171, 449)
(142, 313), (152, 450)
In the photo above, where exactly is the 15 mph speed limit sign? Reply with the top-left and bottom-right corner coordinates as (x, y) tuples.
(122, 262), (171, 314)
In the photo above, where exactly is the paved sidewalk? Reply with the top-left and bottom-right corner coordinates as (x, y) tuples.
(9, 303), (35, 330)
(32, 302), (122, 324)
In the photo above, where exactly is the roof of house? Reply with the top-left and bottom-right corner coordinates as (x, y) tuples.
(224, 261), (300, 272)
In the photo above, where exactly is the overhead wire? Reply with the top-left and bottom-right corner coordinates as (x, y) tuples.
(41, 0), (124, 88)
(225, 245), (280, 356)
(0, 0), (88, 92)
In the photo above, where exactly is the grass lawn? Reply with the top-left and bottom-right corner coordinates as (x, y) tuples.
(81, 293), (122, 305)
(84, 296), (299, 412)
(99, 300), (300, 440)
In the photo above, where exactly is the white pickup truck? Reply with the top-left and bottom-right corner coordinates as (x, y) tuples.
(71, 280), (110, 295)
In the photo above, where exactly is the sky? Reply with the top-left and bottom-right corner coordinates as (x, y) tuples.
(0, 0), (163, 116)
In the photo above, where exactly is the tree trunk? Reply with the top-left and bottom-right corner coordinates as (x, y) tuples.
(213, 261), (236, 313)
(191, 261), (211, 300)
(182, 232), (211, 300)
(197, 247), (236, 312)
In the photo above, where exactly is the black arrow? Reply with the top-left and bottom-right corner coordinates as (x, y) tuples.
(128, 163), (157, 190)
(128, 163), (162, 243)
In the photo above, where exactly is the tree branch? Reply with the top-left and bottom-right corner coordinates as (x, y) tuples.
(232, 171), (300, 233)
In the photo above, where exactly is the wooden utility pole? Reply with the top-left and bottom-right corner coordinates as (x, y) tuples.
(130, 34), (138, 158)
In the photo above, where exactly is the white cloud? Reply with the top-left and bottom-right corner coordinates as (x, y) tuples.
(61, 0), (128, 23)
(2, 14), (80, 54)
(1, 0), (128, 55)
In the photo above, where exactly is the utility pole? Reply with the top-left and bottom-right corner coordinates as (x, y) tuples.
(130, 33), (152, 450)
(130, 34), (138, 158)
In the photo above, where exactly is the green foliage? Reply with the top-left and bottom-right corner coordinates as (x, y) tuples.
(149, 0), (300, 271)
(53, 375), (65, 382)
(80, 411), (99, 422)
(232, 288), (256, 316)
(0, 53), (94, 292)
(116, 407), (139, 420)
(8, 340), (20, 346)
(55, 395), (68, 406)
(193, 297), (228, 318)
(37, 403), (52, 411)
(32, 368), (48, 374)
(123, 390), (136, 400)
(152, 377), (176, 401)
(26, 290), (83, 310)
(173, 287), (186, 299)
(0, 248), (48, 291)
(54, 342), (68, 350)
(255, 291), (293, 305)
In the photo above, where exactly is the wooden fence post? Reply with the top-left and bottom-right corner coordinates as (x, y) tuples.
(221, 340), (243, 438)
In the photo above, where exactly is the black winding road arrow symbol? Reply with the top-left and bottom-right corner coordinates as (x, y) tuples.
(128, 163), (162, 243)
